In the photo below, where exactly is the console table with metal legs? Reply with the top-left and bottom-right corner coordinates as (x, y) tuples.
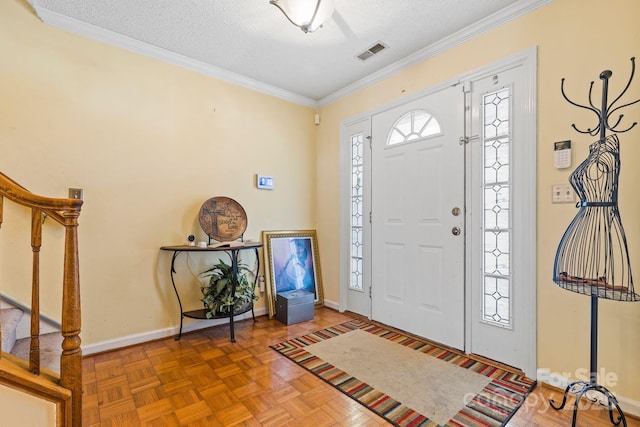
(160, 243), (262, 342)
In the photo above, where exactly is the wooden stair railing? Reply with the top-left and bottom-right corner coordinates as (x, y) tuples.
(0, 171), (82, 427)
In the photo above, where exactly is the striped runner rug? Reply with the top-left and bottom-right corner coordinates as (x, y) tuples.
(270, 319), (535, 427)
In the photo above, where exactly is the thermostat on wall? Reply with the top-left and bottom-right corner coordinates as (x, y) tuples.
(256, 175), (274, 190)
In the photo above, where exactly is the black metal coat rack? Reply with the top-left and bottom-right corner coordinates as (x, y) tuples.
(550, 57), (640, 427)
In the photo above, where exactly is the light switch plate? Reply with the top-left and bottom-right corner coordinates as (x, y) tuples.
(68, 188), (83, 199)
(552, 184), (574, 203)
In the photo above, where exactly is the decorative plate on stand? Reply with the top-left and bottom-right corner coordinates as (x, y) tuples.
(198, 196), (247, 241)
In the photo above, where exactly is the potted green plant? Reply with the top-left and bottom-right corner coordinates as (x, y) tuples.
(200, 258), (259, 319)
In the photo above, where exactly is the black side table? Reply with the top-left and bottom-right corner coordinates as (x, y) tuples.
(160, 242), (262, 342)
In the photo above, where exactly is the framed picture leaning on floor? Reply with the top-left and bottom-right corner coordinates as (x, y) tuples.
(262, 230), (323, 318)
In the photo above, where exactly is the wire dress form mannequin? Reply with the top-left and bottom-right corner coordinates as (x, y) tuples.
(549, 58), (639, 427)
(553, 133), (638, 301)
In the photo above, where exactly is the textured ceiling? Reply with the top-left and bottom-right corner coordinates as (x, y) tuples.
(28, 0), (550, 105)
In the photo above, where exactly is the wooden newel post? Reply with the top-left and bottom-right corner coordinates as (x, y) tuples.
(59, 211), (82, 427)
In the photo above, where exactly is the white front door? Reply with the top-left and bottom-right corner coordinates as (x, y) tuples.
(341, 50), (536, 376)
(370, 85), (465, 350)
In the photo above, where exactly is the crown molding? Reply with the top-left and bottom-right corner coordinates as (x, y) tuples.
(30, 5), (319, 108)
(29, 0), (552, 108)
(318, 0), (553, 106)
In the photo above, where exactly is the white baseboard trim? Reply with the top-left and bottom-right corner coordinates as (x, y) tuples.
(322, 299), (340, 311)
(84, 301), (341, 356)
(537, 369), (640, 418)
(83, 306), (267, 355)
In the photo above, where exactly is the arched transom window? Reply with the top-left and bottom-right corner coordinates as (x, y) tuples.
(387, 110), (441, 145)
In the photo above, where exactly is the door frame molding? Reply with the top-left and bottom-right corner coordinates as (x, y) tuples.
(338, 47), (537, 378)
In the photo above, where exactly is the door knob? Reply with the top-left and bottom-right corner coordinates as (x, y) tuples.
(451, 207), (461, 216)
(452, 227), (461, 236)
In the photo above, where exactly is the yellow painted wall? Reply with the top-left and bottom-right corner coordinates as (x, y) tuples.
(0, 1), (316, 344)
(318, 0), (640, 401)
(0, 383), (56, 426)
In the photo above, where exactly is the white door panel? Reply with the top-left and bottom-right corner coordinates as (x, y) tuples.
(417, 246), (442, 310)
(371, 85), (464, 350)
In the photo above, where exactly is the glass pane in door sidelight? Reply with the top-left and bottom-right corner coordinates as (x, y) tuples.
(482, 88), (512, 328)
(350, 133), (364, 291)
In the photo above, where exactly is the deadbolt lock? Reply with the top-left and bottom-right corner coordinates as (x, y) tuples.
(452, 207), (461, 216)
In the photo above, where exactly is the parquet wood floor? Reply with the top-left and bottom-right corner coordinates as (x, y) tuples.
(82, 308), (639, 426)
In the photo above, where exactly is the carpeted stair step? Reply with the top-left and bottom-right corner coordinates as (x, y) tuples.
(10, 331), (62, 375)
(1, 308), (24, 353)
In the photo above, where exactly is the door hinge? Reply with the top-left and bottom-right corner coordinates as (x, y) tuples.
(369, 211), (372, 223)
(367, 135), (372, 149)
(459, 135), (480, 145)
(369, 286), (372, 298)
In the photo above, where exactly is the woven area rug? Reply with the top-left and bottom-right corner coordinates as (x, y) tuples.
(270, 319), (535, 427)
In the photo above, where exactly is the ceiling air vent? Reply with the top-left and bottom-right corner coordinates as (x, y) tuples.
(356, 42), (387, 61)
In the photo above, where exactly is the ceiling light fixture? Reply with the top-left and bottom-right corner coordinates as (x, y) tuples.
(269, 0), (335, 33)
